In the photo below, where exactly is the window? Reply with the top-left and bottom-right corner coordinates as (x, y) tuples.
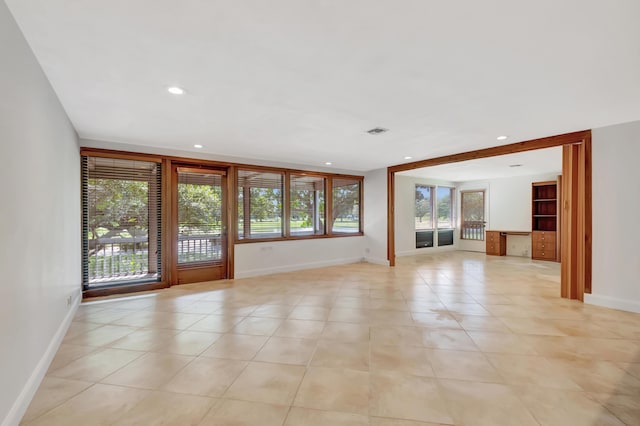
(461, 190), (485, 240)
(290, 175), (325, 236)
(415, 185), (434, 230)
(436, 186), (455, 228)
(331, 178), (361, 234)
(82, 156), (162, 289)
(177, 169), (223, 263)
(237, 170), (284, 239)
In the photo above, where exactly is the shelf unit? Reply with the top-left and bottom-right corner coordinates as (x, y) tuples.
(531, 180), (560, 261)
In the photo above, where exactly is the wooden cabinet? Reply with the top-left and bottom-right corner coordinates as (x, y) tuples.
(486, 231), (506, 256)
(532, 180), (560, 261)
(532, 230), (556, 260)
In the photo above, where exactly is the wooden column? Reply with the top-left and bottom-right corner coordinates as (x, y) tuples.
(561, 137), (591, 300)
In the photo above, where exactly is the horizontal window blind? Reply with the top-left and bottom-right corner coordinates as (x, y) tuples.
(82, 156), (162, 289)
(290, 175), (325, 236)
(237, 170), (284, 239)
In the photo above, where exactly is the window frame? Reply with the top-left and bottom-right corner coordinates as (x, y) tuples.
(414, 184), (435, 230)
(436, 186), (455, 229)
(234, 167), (363, 244)
(460, 189), (486, 241)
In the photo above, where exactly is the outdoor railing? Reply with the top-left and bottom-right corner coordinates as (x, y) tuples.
(177, 233), (222, 263)
(461, 221), (485, 240)
(88, 233), (223, 282)
(88, 235), (151, 282)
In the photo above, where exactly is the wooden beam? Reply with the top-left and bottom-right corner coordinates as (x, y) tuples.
(388, 130), (590, 173)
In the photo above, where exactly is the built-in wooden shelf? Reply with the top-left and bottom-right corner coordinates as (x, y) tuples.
(532, 180), (560, 261)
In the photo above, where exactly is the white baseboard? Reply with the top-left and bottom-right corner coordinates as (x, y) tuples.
(2, 290), (82, 426)
(364, 257), (390, 266)
(584, 293), (640, 314)
(234, 257), (365, 279)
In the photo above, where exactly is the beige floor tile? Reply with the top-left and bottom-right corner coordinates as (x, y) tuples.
(467, 331), (540, 355)
(21, 377), (92, 423)
(310, 340), (369, 371)
(546, 358), (640, 395)
(46, 344), (99, 373)
(370, 371), (453, 424)
(328, 307), (371, 323)
(250, 304), (295, 319)
(516, 386), (625, 426)
(107, 328), (178, 351)
(200, 333), (268, 360)
(411, 312), (461, 329)
(370, 309), (414, 326)
(61, 321), (103, 341)
(231, 317), (283, 336)
(199, 399), (289, 426)
(288, 306), (331, 320)
(274, 319), (325, 339)
(501, 317), (568, 336)
(224, 362), (305, 405)
(486, 353), (582, 390)
(161, 357), (247, 396)
(454, 314), (512, 332)
(428, 349), (502, 383)
(321, 322), (370, 342)
(187, 314), (244, 333)
(590, 393), (640, 426)
(154, 330), (222, 355)
(48, 348), (143, 382)
(285, 407), (369, 425)
(422, 329), (479, 351)
(438, 379), (538, 426)
(26, 384), (150, 426)
(371, 344), (434, 377)
(64, 324), (138, 347)
(254, 336), (318, 365)
(111, 391), (216, 425)
(294, 367), (369, 415)
(617, 362), (640, 380)
(24, 253), (640, 425)
(101, 352), (193, 389)
(370, 418), (444, 426)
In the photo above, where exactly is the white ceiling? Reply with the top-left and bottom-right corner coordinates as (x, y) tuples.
(6, 0), (640, 171)
(397, 146), (562, 182)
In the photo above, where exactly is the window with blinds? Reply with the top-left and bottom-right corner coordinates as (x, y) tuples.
(237, 170), (284, 239)
(82, 156), (162, 289)
(177, 169), (223, 264)
(290, 175), (325, 236)
(331, 177), (361, 234)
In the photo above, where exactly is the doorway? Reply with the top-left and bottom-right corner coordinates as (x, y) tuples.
(171, 166), (228, 284)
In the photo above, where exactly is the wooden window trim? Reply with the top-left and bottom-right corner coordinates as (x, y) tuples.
(460, 189), (486, 241)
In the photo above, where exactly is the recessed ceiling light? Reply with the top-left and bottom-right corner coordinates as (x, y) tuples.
(497, 135), (508, 141)
(194, 144), (203, 149)
(325, 162), (332, 166)
(167, 86), (185, 95)
(404, 156), (413, 160)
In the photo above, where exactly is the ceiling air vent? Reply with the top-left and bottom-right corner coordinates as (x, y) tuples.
(366, 127), (389, 135)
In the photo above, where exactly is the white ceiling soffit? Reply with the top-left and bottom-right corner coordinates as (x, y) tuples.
(397, 146), (562, 182)
(6, 0), (640, 171)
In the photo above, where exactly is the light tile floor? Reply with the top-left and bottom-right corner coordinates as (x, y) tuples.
(21, 252), (640, 425)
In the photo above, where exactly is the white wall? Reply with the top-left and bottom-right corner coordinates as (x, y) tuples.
(234, 237), (365, 278)
(394, 175), (456, 256)
(587, 120), (640, 313)
(363, 168), (388, 265)
(456, 173), (559, 255)
(0, 2), (81, 425)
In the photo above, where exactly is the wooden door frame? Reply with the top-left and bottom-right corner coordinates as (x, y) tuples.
(386, 130), (591, 300)
(170, 163), (230, 285)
